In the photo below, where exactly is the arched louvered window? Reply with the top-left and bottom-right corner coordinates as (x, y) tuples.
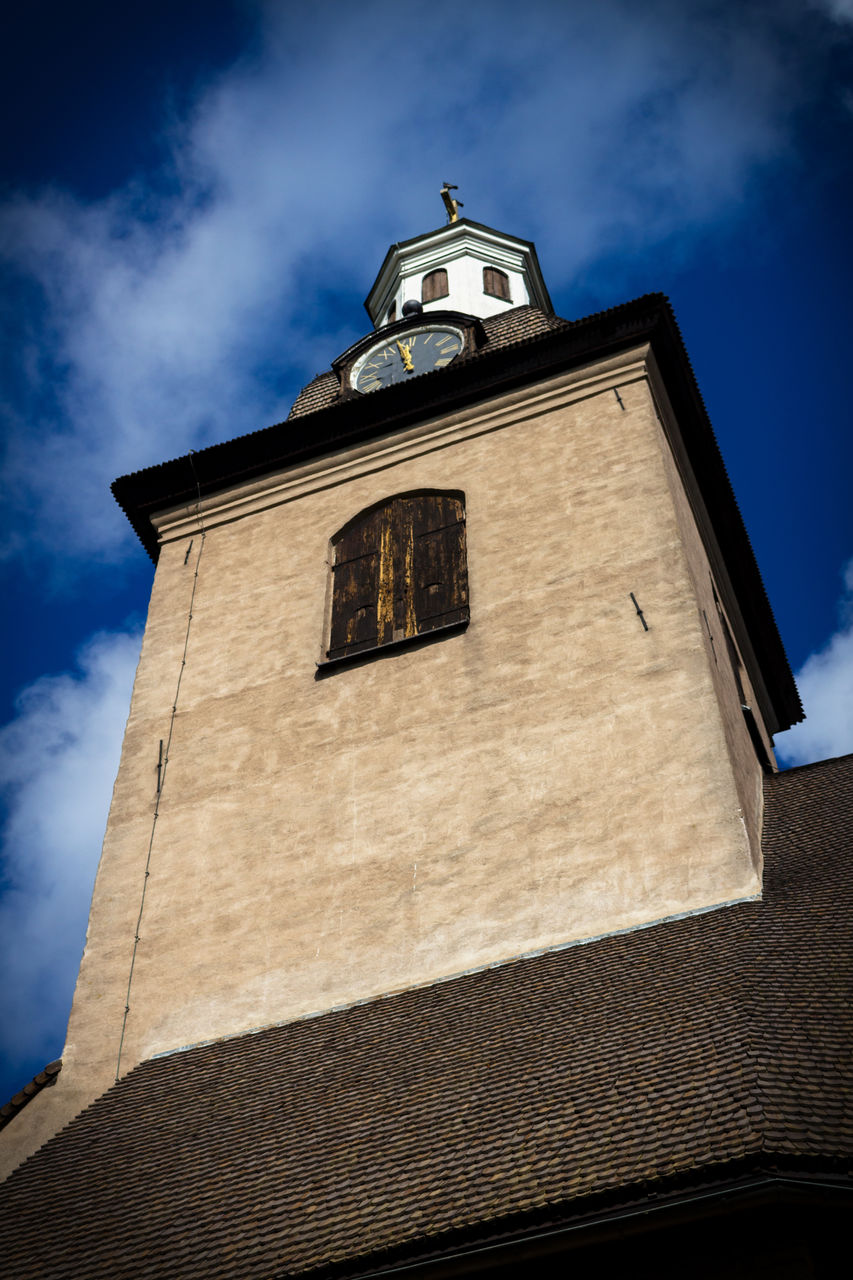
(483, 266), (511, 301)
(386, 300), (396, 324)
(327, 492), (469, 662)
(422, 269), (449, 303)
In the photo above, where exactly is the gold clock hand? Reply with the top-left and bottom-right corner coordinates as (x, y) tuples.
(396, 340), (414, 372)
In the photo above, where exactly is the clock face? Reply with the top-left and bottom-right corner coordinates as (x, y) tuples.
(353, 326), (464, 394)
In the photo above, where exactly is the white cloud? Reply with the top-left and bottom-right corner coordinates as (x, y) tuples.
(775, 560), (853, 767)
(1, 0), (844, 566)
(0, 631), (141, 1081)
(811, 0), (853, 23)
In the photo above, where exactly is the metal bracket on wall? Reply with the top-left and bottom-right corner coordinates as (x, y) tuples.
(630, 592), (649, 631)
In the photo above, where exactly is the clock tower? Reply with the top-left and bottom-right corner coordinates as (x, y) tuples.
(1, 202), (803, 1192)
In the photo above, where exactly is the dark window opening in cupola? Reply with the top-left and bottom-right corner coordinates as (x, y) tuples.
(483, 266), (511, 301)
(386, 301), (396, 324)
(422, 269), (449, 303)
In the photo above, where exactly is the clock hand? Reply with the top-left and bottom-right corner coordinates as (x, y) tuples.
(396, 340), (414, 372)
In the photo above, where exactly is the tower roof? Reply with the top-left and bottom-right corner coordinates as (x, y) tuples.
(2, 756), (851, 1276)
(111, 293), (802, 731)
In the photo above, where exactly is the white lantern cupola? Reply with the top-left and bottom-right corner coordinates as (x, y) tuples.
(365, 213), (552, 329)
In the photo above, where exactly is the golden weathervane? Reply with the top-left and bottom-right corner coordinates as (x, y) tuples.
(440, 182), (463, 223)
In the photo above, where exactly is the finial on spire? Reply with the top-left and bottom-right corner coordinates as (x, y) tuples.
(440, 182), (463, 223)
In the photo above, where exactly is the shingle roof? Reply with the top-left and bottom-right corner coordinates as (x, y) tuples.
(287, 306), (567, 418)
(0, 1061), (61, 1131)
(2, 754), (850, 1277)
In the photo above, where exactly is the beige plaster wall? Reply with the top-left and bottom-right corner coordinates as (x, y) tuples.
(647, 358), (775, 864)
(1, 352), (764, 1178)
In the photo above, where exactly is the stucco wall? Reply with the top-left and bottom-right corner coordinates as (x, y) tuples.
(647, 356), (773, 866)
(1, 349), (765, 1178)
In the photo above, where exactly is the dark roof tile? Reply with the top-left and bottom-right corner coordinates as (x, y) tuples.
(2, 755), (850, 1276)
(0, 1060), (61, 1130)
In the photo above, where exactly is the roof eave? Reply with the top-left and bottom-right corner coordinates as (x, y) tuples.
(111, 293), (801, 729)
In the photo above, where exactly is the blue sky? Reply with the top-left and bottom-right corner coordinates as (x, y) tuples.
(1, 0), (851, 1104)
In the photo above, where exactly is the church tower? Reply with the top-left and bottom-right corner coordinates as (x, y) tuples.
(1, 200), (802, 1181)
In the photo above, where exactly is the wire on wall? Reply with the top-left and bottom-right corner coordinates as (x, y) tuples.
(115, 454), (206, 1083)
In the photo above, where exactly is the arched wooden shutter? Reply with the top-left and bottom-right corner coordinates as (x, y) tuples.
(422, 269), (449, 303)
(328, 493), (468, 660)
(328, 507), (383, 659)
(410, 494), (468, 635)
(483, 266), (511, 301)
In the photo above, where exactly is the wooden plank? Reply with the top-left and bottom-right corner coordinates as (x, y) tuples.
(329, 507), (383, 657)
(376, 504), (395, 646)
(411, 495), (468, 633)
